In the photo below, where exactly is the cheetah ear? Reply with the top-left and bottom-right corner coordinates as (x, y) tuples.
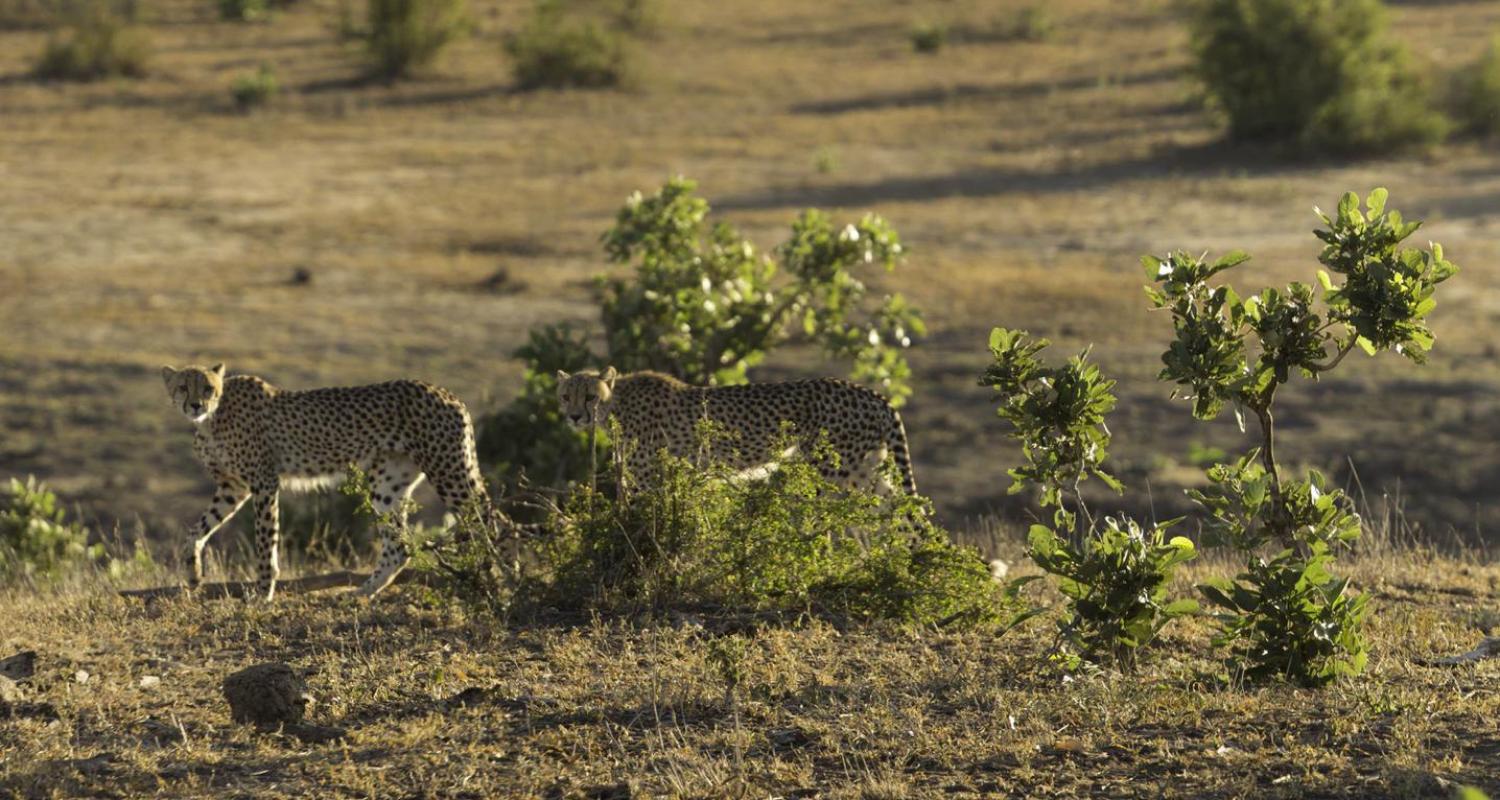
(160, 366), (177, 387)
(209, 363), (226, 378)
(601, 366), (618, 387)
(555, 370), (570, 383)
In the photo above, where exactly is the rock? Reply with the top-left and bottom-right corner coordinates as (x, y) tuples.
(74, 670), (89, 684)
(222, 663), (312, 728)
(0, 651), (36, 682)
(139, 675), (161, 689)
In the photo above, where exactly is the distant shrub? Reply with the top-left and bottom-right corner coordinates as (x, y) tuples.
(231, 63), (279, 109)
(364, 0), (470, 80)
(909, 21), (946, 54)
(1002, 6), (1051, 42)
(218, 0), (267, 21)
(0, 476), (103, 581)
(33, 3), (150, 81)
(1187, 0), (1446, 154)
(504, 0), (627, 90)
(1451, 36), (1500, 137)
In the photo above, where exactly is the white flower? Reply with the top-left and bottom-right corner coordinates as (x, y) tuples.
(1156, 260), (1172, 278)
(841, 224), (860, 242)
(701, 276), (713, 292)
(704, 300), (717, 313)
(868, 329), (880, 346)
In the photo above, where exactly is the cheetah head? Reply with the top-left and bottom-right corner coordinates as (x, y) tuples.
(556, 367), (617, 430)
(161, 363), (226, 423)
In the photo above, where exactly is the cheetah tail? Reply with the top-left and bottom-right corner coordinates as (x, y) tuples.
(891, 410), (918, 496)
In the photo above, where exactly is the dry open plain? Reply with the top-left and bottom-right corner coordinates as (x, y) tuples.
(2, 0), (1499, 797)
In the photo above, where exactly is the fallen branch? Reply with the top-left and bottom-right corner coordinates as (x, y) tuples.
(118, 569), (425, 601)
(1414, 636), (1500, 667)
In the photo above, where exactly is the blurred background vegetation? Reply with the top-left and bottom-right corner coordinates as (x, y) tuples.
(2, 0), (1500, 564)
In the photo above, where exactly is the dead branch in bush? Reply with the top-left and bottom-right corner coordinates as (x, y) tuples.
(118, 569), (426, 601)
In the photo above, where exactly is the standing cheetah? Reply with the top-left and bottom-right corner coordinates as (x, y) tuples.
(555, 367), (919, 495)
(161, 363), (490, 600)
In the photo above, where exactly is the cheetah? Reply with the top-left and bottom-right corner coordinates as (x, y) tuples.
(555, 368), (918, 496)
(161, 363), (490, 600)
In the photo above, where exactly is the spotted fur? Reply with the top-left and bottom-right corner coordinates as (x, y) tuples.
(162, 364), (489, 600)
(556, 368), (918, 495)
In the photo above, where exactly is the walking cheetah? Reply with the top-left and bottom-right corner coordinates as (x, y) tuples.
(555, 368), (919, 496)
(161, 363), (490, 600)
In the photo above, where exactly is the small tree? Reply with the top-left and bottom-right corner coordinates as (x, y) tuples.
(981, 328), (1198, 671)
(478, 177), (924, 493)
(1146, 187), (1457, 685)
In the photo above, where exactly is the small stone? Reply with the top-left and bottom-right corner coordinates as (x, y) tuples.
(223, 663), (312, 728)
(74, 670), (90, 684)
(139, 675), (161, 689)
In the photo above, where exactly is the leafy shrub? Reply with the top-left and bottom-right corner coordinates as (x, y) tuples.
(477, 177), (924, 494)
(33, 2), (149, 81)
(1147, 188), (1457, 685)
(504, 0), (628, 90)
(1027, 518), (1197, 670)
(909, 21), (946, 54)
(1001, 6), (1051, 42)
(1187, 0), (1445, 154)
(1451, 36), (1500, 137)
(450, 442), (1021, 627)
(364, 0), (469, 80)
(0, 476), (103, 581)
(981, 328), (1198, 670)
(231, 63), (279, 110)
(219, 0), (267, 21)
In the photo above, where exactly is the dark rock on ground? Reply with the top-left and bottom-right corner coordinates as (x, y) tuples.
(222, 662), (312, 727)
(0, 650), (36, 682)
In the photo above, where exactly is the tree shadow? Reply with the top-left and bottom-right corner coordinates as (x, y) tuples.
(715, 139), (1318, 212)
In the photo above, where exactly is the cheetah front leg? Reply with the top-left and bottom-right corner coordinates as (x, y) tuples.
(250, 486), (281, 602)
(187, 481), (251, 589)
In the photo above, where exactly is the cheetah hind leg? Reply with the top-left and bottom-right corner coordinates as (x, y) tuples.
(356, 456), (425, 598)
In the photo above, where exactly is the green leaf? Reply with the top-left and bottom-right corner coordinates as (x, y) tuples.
(1163, 598), (1200, 616)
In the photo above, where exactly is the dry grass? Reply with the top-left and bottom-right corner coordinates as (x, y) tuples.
(0, 546), (1496, 798)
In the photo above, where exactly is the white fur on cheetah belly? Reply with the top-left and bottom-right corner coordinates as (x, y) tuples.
(281, 474), (345, 493)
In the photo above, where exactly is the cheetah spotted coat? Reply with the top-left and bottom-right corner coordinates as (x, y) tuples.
(572, 370), (917, 495)
(180, 374), (488, 599)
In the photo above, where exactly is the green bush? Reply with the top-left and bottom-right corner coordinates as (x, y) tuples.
(1147, 188), (1457, 685)
(477, 177), (924, 495)
(1452, 36), (1500, 137)
(981, 328), (1198, 670)
(0, 476), (103, 581)
(448, 442), (1023, 628)
(364, 0), (469, 80)
(504, 0), (627, 90)
(33, 3), (149, 81)
(230, 63), (279, 110)
(1187, 0), (1446, 154)
(909, 21), (946, 54)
